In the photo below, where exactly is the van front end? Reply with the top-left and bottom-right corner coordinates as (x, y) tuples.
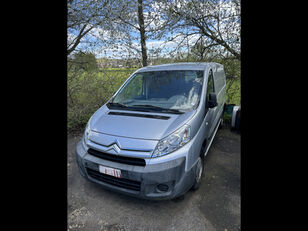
(75, 127), (203, 200)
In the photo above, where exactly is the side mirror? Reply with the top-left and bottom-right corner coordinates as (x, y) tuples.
(208, 93), (218, 108)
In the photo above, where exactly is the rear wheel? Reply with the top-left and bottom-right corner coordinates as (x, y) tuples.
(191, 155), (205, 190)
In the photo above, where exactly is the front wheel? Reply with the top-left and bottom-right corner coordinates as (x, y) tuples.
(191, 155), (205, 190)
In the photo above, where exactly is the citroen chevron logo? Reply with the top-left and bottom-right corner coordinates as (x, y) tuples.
(106, 139), (121, 154)
(111, 143), (120, 153)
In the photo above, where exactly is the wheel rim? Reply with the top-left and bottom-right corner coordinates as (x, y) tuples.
(196, 157), (203, 183)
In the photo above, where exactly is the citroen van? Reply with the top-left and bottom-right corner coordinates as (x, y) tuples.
(76, 62), (226, 200)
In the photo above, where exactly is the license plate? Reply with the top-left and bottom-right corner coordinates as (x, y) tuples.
(99, 165), (121, 178)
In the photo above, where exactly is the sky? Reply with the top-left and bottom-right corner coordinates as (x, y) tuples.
(68, 26), (206, 59)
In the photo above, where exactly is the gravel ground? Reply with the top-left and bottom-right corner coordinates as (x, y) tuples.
(67, 127), (240, 231)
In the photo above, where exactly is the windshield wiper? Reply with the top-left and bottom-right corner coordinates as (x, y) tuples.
(131, 104), (184, 114)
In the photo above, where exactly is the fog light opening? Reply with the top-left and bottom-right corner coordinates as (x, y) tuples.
(157, 184), (169, 192)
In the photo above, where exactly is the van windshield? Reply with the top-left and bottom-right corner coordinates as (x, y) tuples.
(109, 70), (204, 113)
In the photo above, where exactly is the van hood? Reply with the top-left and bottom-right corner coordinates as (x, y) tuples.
(89, 105), (195, 140)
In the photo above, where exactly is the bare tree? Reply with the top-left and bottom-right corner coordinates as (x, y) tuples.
(67, 0), (112, 56)
(159, 0), (241, 60)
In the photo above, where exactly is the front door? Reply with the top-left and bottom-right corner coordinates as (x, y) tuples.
(204, 69), (217, 139)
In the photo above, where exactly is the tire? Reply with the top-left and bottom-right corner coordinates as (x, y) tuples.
(191, 155), (205, 190)
(235, 109), (240, 133)
(231, 106), (240, 131)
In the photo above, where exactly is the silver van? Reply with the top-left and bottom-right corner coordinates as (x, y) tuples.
(76, 62), (226, 200)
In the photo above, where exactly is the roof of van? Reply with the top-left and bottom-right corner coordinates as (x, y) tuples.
(136, 62), (220, 72)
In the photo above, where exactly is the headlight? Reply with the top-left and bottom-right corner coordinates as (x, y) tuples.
(152, 124), (191, 158)
(83, 117), (93, 144)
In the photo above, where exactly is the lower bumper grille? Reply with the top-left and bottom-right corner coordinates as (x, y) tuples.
(86, 168), (141, 191)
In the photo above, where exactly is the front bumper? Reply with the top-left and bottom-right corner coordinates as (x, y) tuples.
(76, 139), (196, 200)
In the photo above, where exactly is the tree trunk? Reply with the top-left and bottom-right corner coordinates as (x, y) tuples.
(137, 0), (147, 67)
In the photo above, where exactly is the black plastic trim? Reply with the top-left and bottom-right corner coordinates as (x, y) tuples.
(108, 111), (170, 120)
(88, 148), (146, 166)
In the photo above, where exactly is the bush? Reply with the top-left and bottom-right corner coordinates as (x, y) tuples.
(223, 59), (241, 105)
(223, 112), (232, 124)
(69, 51), (99, 72)
(67, 66), (136, 133)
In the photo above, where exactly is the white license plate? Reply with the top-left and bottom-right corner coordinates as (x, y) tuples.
(99, 165), (121, 178)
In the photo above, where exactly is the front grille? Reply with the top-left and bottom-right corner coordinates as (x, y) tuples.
(86, 168), (141, 191)
(87, 148), (146, 166)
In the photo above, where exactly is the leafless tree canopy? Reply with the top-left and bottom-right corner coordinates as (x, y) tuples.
(158, 0), (241, 60)
(68, 0), (240, 62)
